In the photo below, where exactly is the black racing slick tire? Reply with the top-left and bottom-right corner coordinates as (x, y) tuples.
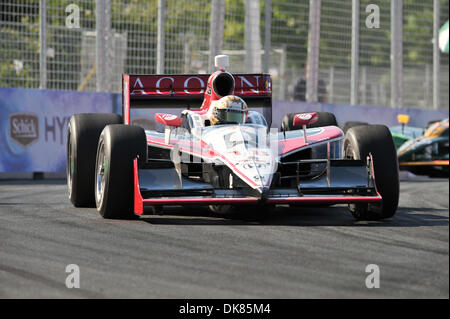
(95, 124), (147, 219)
(343, 125), (399, 220)
(306, 112), (338, 128)
(341, 121), (368, 133)
(67, 113), (123, 207)
(281, 112), (337, 131)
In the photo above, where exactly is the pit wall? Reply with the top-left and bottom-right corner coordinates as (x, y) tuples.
(0, 88), (448, 175)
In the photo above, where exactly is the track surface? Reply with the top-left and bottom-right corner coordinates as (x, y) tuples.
(0, 177), (448, 298)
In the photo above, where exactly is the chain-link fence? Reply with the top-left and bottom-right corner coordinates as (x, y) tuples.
(1, 0), (448, 110)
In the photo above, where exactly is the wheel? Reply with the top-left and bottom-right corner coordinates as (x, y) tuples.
(95, 124), (147, 219)
(67, 113), (122, 207)
(281, 112), (337, 131)
(341, 121), (368, 133)
(343, 125), (399, 220)
(307, 112), (337, 128)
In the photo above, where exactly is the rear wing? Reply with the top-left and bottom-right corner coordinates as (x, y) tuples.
(122, 74), (272, 125)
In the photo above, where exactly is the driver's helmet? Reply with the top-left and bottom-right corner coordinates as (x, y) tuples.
(211, 95), (248, 125)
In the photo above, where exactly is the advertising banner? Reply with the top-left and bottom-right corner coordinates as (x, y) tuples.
(0, 88), (113, 172)
(1, 87), (448, 173)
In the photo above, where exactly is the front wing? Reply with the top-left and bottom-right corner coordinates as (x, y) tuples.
(132, 156), (381, 215)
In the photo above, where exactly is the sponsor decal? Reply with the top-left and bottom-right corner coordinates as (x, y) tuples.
(296, 113), (313, 120)
(128, 74), (268, 96)
(242, 162), (270, 169)
(237, 75), (261, 94)
(45, 116), (70, 145)
(183, 77), (205, 94)
(134, 77), (143, 88)
(160, 113), (178, 121)
(9, 113), (39, 147)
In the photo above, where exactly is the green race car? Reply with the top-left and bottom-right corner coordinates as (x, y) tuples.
(397, 118), (449, 177)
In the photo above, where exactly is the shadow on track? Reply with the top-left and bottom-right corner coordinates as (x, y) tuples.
(138, 205), (448, 227)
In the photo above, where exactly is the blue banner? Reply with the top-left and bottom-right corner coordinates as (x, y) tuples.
(1, 88), (448, 173)
(0, 88), (113, 172)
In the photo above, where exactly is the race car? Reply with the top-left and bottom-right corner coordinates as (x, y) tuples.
(341, 115), (423, 150)
(66, 55), (399, 221)
(397, 118), (449, 177)
(389, 114), (424, 149)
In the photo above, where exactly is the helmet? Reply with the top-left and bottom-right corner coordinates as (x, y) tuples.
(211, 95), (248, 125)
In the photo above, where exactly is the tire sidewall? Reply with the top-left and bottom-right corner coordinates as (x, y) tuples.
(344, 125), (399, 220)
(67, 120), (77, 202)
(95, 124), (146, 219)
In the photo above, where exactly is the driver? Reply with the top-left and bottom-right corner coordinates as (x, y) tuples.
(209, 95), (248, 125)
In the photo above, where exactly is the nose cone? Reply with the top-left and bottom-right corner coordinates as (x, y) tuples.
(203, 125), (276, 192)
(255, 186), (270, 199)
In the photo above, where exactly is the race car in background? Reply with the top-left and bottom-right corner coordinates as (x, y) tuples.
(390, 114), (425, 149)
(342, 115), (423, 150)
(66, 55), (400, 221)
(397, 118), (449, 177)
(341, 115), (449, 178)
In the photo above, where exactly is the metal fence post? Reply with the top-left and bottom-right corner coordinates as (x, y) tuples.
(183, 35), (191, 73)
(96, 0), (105, 92)
(390, 0), (403, 108)
(104, 0), (112, 92)
(157, 0), (165, 74)
(306, 0), (321, 103)
(208, 0), (225, 73)
(39, 0), (47, 89)
(351, 0), (359, 105)
(425, 63), (431, 107)
(433, 0), (440, 110)
(328, 66), (334, 103)
(361, 66), (367, 105)
(263, 0), (272, 74)
(245, 0), (262, 73)
(280, 45), (286, 100)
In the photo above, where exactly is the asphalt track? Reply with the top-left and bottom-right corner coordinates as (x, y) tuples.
(0, 176), (448, 298)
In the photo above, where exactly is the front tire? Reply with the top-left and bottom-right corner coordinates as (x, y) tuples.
(95, 124), (147, 219)
(344, 125), (399, 220)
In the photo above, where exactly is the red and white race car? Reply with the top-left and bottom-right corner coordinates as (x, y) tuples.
(67, 55), (399, 220)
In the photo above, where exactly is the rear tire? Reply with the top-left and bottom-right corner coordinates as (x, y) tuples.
(341, 121), (368, 133)
(307, 112), (338, 128)
(281, 112), (337, 131)
(95, 125), (147, 219)
(67, 113), (122, 207)
(344, 125), (399, 220)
